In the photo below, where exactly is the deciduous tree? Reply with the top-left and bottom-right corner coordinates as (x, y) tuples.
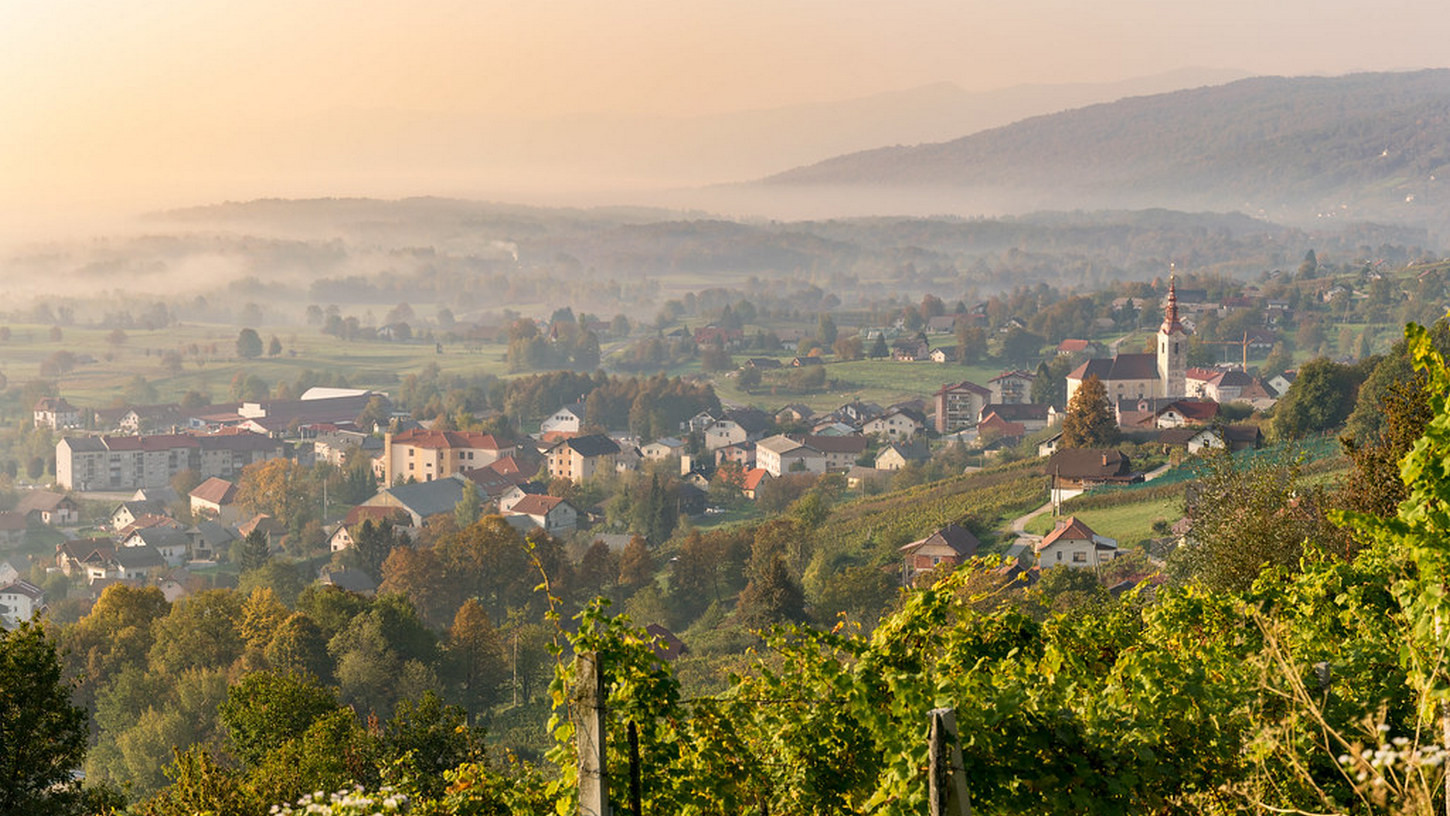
(1060, 374), (1118, 448)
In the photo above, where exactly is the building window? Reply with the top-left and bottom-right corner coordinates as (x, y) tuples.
(1072, 551), (1087, 563)
(1056, 551), (1063, 562)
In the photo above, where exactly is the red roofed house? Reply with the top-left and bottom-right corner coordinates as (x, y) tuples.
(741, 467), (772, 500)
(1035, 516), (1119, 568)
(503, 495), (579, 535)
(899, 523), (982, 584)
(381, 429), (516, 485)
(188, 477), (240, 524)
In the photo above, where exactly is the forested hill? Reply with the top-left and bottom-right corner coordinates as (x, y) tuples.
(761, 70), (1450, 231)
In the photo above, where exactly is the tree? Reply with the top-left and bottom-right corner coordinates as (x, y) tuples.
(0, 622), (89, 815)
(618, 534), (654, 593)
(237, 528), (271, 573)
(217, 671), (341, 768)
(454, 479), (482, 529)
(236, 328), (264, 359)
(1270, 357), (1367, 441)
(816, 313), (838, 346)
(446, 600), (508, 717)
(737, 552), (806, 631)
(1060, 375), (1118, 448)
(236, 458), (314, 532)
(264, 613), (333, 682)
(267, 335), (283, 356)
(868, 333), (890, 359)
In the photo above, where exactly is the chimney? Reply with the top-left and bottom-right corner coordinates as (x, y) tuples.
(1101, 453), (1109, 466)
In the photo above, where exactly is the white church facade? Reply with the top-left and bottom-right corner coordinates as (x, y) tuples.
(1066, 280), (1189, 404)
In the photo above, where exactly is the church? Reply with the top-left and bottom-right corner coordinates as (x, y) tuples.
(1065, 281), (1188, 404)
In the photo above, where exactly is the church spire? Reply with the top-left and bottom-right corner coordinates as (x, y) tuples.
(1160, 275), (1184, 335)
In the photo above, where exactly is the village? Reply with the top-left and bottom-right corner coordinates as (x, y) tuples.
(0, 276), (1328, 631)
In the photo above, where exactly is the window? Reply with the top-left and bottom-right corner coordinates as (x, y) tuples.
(1056, 551), (1063, 562)
(1072, 551), (1087, 563)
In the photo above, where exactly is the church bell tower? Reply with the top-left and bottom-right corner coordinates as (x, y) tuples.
(1157, 277), (1188, 397)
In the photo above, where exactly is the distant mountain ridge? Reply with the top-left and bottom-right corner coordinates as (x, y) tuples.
(760, 70), (1450, 232)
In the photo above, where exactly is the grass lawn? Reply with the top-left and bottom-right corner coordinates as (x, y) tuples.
(1026, 494), (1181, 548)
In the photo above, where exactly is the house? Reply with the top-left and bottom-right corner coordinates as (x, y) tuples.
(546, 434), (621, 482)
(890, 337), (930, 361)
(34, 396), (80, 430)
(1267, 371), (1297, 398)
(802, 434), (867, 472)
(318, 566), (378, 596)
(1037, 432), (1063, 458)
(681, 410), (718, 434)
(644, 623), (687, 661)
(774, 404), (814, 425)
(899, 524), (982, 584)
(0, 580), (45, 628)
(380, 429), (515, 485)
(876, 440), (929, 471)
(16, 490), (79, 526)
(109, 544), (168, 582)
(498, 482), (549, 513)
(189, 477), (240, 524)
(328, 506), (413, 552)
(1066, 280), (1189, 404)
(1224, 424), (1265, 451)
(1158, 427), (1226, 456)
(988, 370), (1036, 405)
(741, 468), (772, 500)
(237, 514), (287, 548)
(745, 358), (783, 370)
(791, 355), (825, 367)
(121, 527), (190, 567)
(928, 347), (957, 363)
(835, 400), (884, 426)
(360, 476), (470, 528)
(976, 413), (1026, 444)
(503, 495), (579, 535)
(110, 500), (166, 531)
(862, 407), (926, 439)
(714, 441), (756, 469)
(754, 436), (826, 477)
(540, 402), (587, 436)
(1045, 448), (1141, 504)
(186, 521), (237, 562)
(979, 403), (1055, 432)
(704, 420), (749, 452)
(1035, 516), (1119, 568)
(641, 437), (686, 462)
(934, 380), (992, 434)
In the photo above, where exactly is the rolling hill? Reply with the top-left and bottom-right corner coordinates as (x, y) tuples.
(760, 70), (1450, 233)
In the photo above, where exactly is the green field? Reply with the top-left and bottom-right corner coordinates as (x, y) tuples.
(712, 353), (1006, 412)
(0, 321), (515, 417)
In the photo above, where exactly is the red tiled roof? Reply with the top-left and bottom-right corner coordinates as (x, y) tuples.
(1039, 516), (1099, 549)
(742, 468), (771, 491)
(509, 495), (566, 516)
(189, 477), (237, 505)
(392, 429), (508, 451)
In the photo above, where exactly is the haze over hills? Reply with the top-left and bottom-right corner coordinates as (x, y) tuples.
(756, 70), (1450, 237)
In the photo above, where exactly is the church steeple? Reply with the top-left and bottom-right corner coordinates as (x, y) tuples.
(1160, 276), (1184, 335)
(1157, 273), (1187, 398)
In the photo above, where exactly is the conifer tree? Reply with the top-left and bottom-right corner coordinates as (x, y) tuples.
(1060, 374), (1118, 448)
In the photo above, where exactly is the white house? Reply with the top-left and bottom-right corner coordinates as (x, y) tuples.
(755, 435), (827, 477)
(1035, 516), (1119, 568)
(540, 402), (586, 435)
(0, 580), (45, 628)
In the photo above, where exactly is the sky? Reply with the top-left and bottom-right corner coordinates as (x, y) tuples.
(3, 0), (1449, 236)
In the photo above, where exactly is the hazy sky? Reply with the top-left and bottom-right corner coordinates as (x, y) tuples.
(3, 0), (1449, 234)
